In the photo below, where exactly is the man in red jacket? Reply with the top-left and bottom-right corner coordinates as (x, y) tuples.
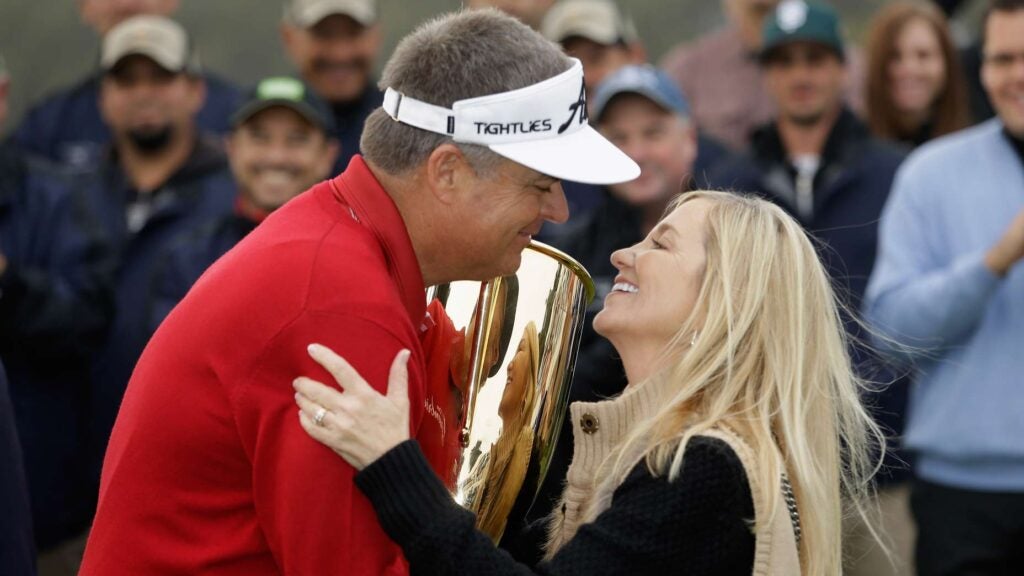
(80, 9), (638, 575)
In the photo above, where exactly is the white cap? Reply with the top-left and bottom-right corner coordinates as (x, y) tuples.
(284, 0), (376, 28)
(381, 59), (639, 185)
(101, 15), (195, 73)
(542, 0), (638, 46)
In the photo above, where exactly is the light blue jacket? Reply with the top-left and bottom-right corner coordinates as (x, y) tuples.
(864, 119), (1024, 491)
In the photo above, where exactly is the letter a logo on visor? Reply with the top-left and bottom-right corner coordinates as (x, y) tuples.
(381, 59), (639, 185)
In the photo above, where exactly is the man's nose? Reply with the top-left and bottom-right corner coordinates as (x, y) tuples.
(542, 182), (570, 224)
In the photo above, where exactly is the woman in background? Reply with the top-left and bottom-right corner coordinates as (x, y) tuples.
(294, 191), (885, 575)
(865, 1), (970, 147)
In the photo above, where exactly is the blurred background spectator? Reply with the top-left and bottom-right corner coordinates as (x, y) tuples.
(660, 0), (865, 151)
(10, 0), (240, 172)
(149, 76), (338, 329)
(865, 1), (1024, 573)
(80, 15), (236, 525)
(865, 1), (971, 147)
(280, 0), (382, 173)
(537, 0), (733, 242)
(541, 0), (646, 96)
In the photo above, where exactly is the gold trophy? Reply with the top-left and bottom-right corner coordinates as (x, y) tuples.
(429, 241), (593, 542)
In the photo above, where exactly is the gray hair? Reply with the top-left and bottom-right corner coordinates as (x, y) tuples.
(360, 9), (572, 176)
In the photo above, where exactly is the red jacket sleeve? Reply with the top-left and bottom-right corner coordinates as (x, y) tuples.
(232, 310), (425, 575)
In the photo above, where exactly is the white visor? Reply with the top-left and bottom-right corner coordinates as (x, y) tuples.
(381, 59), (639, 185)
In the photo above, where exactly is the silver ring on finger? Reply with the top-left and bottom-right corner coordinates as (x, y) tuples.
(313, 406), (328, 427)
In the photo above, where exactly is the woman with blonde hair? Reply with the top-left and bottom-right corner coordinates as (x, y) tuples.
(294, 190), (883, 575)
(865, 1), (970, 146)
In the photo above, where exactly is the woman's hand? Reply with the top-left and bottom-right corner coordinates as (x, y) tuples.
(294, 344), (412, 471)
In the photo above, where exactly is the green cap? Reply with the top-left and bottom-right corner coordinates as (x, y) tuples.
(231, 76), (335, 136)
(760, 0), (844, 62)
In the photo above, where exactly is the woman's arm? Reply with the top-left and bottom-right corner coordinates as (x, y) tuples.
(293, 346), (754, 576)
(353, 436), (755, 576)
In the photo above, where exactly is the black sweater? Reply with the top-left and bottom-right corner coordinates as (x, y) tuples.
(355, 436), (755, 575)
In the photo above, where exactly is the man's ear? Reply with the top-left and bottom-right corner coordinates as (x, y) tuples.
(424, 143), (471, 205)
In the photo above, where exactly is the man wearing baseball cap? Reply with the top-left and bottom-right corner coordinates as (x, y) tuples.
(541, 0), (644, 96)
(80, 14), (237, 515)
(281, 0), (383, 174)
(660, 0), (865, 152)
(11, 0), (240, 171)
(705, 5), (910, 572)
(149, 76), (339, 329)
(81, 9), (637, 575)
(535, 1), (731, 243)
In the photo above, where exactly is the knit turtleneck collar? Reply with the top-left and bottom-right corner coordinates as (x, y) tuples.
(565, 373), (678, 486)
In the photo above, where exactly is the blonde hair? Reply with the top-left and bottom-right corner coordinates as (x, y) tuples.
(601, 191), (883, 575)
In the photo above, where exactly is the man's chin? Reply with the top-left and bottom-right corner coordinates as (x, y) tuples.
(480, 251), (524, 282)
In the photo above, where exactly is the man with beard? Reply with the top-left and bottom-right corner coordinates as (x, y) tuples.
(705, 4), (911, 572)
(82, 15), (235, 503)
(281, 0), (382, 174)
(149, 76), (339, 328)
(11, 0), (240, 172)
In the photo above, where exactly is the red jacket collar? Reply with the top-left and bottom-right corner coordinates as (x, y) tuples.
(328, 155), (426, 324)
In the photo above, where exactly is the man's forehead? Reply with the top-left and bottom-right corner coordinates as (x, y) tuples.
(984, 10), (1024, 51)
(598, 92), (682, 123)
(770, 40), (836, 57)
(240, 106), (321, 132)
(308, 13), (372, 36)
(106, 54), (180, 77)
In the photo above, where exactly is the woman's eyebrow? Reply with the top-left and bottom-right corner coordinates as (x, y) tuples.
(651, 222), (680, 240)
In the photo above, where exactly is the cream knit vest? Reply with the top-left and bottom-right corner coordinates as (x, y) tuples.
(544, 376), (801, 575)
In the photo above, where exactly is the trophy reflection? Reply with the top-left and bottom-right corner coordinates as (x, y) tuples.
(472, 322), (539, 540)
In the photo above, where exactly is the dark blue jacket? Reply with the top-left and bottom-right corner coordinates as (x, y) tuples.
(0, 360), (36, 575)
(705, 109), (911, 484)
(330, 84), (383, 176)
(149, 208), (256, 332)
(12, 72), (240, 171)
(0, 145), (115, 548)
(83, 136), (235, 487)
